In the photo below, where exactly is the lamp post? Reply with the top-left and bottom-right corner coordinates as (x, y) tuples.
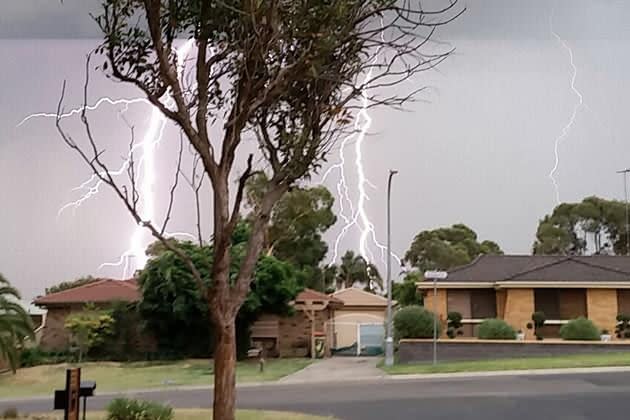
(384, 169), (398, 367)
(424, 270), (448, 365)
(617, 168), (630, 255)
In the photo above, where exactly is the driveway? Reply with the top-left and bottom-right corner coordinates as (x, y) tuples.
(279, 356), (384, 383)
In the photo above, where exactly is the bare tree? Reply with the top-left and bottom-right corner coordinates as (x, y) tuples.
(56, 1), (463, 419)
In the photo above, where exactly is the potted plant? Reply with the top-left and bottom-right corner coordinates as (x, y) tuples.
(516, 329), (525, 341)
(601, 329), (611, 342)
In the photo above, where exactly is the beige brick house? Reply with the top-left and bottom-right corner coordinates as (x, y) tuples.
(418, 255), (630, 339)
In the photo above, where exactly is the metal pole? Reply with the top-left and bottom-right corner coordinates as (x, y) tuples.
(617, 169), (630, 255)
(384, 169), (398, 367)
(433, 276), (437, 366)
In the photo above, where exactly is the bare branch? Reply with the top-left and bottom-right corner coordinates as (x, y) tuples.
(161, 132), (184, 236)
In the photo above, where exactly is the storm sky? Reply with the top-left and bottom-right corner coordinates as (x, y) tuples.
(2, 1), (630, 299)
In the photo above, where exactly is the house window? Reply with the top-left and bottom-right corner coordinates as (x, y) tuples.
(618, 290), (630, 316)
(447, 290), (496, 319)
(534, 289), (586, 320)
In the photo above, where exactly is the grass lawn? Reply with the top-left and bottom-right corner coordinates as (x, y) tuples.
(381, 352), (630, 375)
(20, 410), (335, 420)
(0, 359), (311, 398)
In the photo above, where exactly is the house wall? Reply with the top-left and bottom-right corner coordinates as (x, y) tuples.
(424, 289), (448, 337)
(496, 290), (507, 318)
(276, 309), (331, 358)
(39, 306), (76, 351)
(503, 289), (534, 339)
(587, 289), (618, 337)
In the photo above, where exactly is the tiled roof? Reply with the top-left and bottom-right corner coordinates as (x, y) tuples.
(331, 288), (388, 307)
(295, 288), (343, 305)
(34, 279), (139, 306)
(444, 255), (630, 283)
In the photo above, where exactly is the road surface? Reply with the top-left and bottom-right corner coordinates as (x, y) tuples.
(3, 371), (630, 419)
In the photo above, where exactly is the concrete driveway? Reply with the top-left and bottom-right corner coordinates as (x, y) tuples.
(279, 356), (384, 383)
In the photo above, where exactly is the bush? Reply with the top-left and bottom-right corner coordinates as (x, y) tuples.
(393, 305), (440, 341)
(106, 398), (173, 420)
(446, 312), (463, 339)
(559, 317), (600, 341)
(20, 347), (73, 367)
(477, 319), (516, 340)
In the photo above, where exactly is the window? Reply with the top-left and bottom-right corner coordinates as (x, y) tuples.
(534, 288), (586, 320)
(447, 289), (496, 319)
(618, 290), (630, 316)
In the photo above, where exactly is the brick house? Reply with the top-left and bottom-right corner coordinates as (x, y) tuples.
(33, 279), (140, 350)
(251, 289), (343, 358)
(418, 255), (630, 339)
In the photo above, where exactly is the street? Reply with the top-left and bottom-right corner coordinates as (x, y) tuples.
(4, 370), (630, 419)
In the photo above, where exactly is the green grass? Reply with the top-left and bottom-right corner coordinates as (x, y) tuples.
(21, 409), (335, 420)
(381, 352), (630, 375)
(0, 359), (311, 398)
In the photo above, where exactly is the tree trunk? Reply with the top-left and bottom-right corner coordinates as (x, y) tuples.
(213, 319), (237, 420)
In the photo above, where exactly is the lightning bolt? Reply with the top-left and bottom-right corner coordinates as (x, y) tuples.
(322, 22), (401, 280)
(20, 40), (196, 278)
(549, 5), (584, 204)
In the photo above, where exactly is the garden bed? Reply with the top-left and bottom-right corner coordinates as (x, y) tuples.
(397, 338), (630, 364)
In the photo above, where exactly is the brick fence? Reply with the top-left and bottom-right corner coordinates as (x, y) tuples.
(398, 339), (630, 364)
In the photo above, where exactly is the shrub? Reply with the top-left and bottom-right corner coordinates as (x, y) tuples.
(616, 314), (630, 339)
(106, 398), (173, 420)
(528, 311), (546, 340)
(446, 312), (463, 339)
(559, 317), (600, 341)
(19, 347), (73, 367)
(477, 319), (516, 340)
(393, 305), (440, 341)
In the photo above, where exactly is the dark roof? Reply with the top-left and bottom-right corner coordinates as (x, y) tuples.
(445, 255), (630, 283)
(34, 279), (139, 306)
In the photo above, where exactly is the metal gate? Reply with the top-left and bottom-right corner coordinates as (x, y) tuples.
(327, 321), (384, 356)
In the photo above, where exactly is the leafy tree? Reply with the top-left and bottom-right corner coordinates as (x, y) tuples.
(404, 224), (503, 272)
(246, 174), (336, 291)
(45, 276), (97, 295)
(0, 274), (34, 373)
(60, 1), (462, 417)
(533, 196), (627, 255)
(64, 304), (114, 363)
(138, 232), (300, 358)
(392, 271), (423, 307)
(335, 250), (382, 292)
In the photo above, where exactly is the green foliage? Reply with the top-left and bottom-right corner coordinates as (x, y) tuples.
(393, 305), (439, 341)
(93, 302), (144, 361)
(404, 224), (503, 272)
(529, 311), (547, 340)
(477, 319), (516, 340)
(335, 250), (382, 292)
(447, 311), (463, 339)
(0, 274), (34, 373)
(19, 347), (72, 367)
(64, 304), (114, 363)
(533, 196), (628, 255)
(392, 271), (423, 307)
(616, 314), (630, 339)
(560, 317), (601, 341)
(247, 175), (337, 291)
(106, 398), (173, 420)
(45, 276), (97, 295)
(139, 229), (301, 358)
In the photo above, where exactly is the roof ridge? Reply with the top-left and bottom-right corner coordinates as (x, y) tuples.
(568, 256), (630, 276)
(332, 287), (388, 301)
(506, 256), (570, 280)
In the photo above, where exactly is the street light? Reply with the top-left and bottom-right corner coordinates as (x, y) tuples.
(617, 168), (630, 256)
(384, 169), (398, 367)
(424, 270), (448, 366)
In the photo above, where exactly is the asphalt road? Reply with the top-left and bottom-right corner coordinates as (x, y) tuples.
(4, 371), (630, 419)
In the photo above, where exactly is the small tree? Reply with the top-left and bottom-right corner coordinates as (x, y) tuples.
(64, 304), (114, 363)
(528, 311), (546, 341)
(446, 311), (463, 339)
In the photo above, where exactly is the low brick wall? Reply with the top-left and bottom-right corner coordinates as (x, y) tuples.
(398, 339), (630, 364)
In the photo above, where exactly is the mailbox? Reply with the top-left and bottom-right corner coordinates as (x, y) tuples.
(53, 370), (96, 420)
